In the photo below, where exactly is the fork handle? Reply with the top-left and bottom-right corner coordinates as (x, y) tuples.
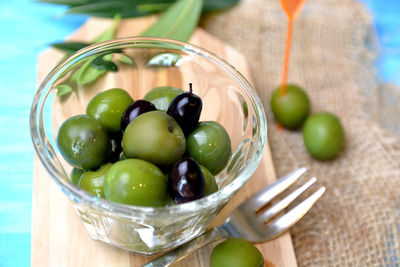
(142, 228), (223, 267)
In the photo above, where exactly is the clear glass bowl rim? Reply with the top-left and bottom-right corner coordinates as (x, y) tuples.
(30, 36), (267, 218)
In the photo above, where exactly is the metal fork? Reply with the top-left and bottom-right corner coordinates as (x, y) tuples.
(143, 167), (325, 267)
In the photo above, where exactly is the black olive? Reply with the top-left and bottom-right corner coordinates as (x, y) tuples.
(167, 83), (202, 136)
(121, 100), (156, 132)
(168, 157), (205, 204)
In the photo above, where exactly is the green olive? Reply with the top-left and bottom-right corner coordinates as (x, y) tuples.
(87, 88), (133, 133)
(143, 86), (184, 112)
(104, 159), (167, 207)
(200, 165), (218, 196)
(122, 111), (186, 166)
(270, 84), (310, 130)
(210, 238), (264, 267)
(186, 121), (231, 175)
(70, 168), (85, 186)
(302, 112), (345, 160)
(56, 115), (110, 169)
(78, 163), (111, 198)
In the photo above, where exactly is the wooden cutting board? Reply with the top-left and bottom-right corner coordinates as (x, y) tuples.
(32, 16), (297, 267)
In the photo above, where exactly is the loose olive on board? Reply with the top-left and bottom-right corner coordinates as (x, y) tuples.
(104, 159), (167, 207)
(200, 165), (218, 196)
(78, 163), (112, 198)
(87, 88), (133, 133)
(210, 238), (264, 267)
(302, 112), (345, 160)
(120, 99), (156, 132)
(122, 111), (186, 166)
(56, 115), (110, 169)
(186, 121), (231, 175)
(270, 84), (310, 130)
(144, 86), (184, 112)
(70, 168), (85, 186)
(168, 158), (205, 204)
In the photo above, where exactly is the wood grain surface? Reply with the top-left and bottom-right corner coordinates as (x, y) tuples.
(32, 16), (297, 267)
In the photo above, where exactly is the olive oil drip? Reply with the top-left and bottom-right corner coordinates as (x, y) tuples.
(279, 0), (306, 97)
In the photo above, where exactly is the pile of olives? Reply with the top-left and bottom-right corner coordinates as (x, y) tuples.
(57, 84), (231, 207)
(270, 84), (345, 160)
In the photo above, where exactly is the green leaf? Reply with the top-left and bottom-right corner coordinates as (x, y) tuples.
(65, 0), (172, 18)
(93, 13), (121, 43)
(66, 14), (120, 88)
(51, 41), (91, 55)
(71, 59), (107, 85)
(203, 0), (240, 12)
(90, 55), (119, 71)
(56, 84), (74, 97)
(118, 54), (135, 65)
(36, 0), (89, 7)
(40, 0), (240, 17)
(136, 3), (170, 12)
(141, 0), (203, 42)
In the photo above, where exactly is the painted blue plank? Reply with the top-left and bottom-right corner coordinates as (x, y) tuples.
(0, 0), (86, 266)
(0, 233), (31, 267)
(359, 0), (400, 84)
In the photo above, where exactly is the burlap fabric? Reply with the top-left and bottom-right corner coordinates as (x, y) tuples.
(201, 0), (400, 265)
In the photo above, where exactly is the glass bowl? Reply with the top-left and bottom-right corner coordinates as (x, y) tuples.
(30, 37), (267, 255)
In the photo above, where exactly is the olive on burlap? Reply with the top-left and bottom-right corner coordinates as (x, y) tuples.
(200, 0), (400, 266)
(303, 112), (345, 160)
(270, 84), (310, 130)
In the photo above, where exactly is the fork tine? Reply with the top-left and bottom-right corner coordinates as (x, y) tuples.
(259, 177), (317, 223)
(244, 167), (307, 211)
(261, 187), (326, 240)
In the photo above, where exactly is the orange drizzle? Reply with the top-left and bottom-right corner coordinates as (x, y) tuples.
(279, 0), (306, 96)
(280, 0), (306, 20)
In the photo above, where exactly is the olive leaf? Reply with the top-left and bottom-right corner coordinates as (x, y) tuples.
(55, 84), (74, 96)
(38, 0), (240, 18)
(118, 54), (135, 65)
(141, 0), (202, 67)
(92, 13), (121, 43)
(51, 14), (121, 55)
(65, 1), (169, 18)
(51, 0), (210, 97)
(141, 0), (203, 42)
(66, 14), (120, 89)
(90, 57), (118, 71)
(90, 54), (119, 71)
(137, 3), (170, 12)
(37, 0), (88, 6)
(71, 59), (107, 85)
(51, 41), (91, 55)
(202, 0), (240, 12)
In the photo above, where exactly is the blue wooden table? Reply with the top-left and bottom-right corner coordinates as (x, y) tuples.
(0, 1), (86, 266)
(0, 0), (398, 266)
(361, 0), (400, 83)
